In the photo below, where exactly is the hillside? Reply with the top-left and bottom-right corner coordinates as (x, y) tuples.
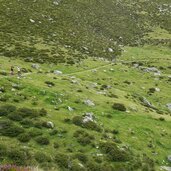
(0, 0), (171, 63)
(0, 0), (171, 171)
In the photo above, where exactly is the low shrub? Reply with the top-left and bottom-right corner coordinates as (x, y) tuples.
(0, 120), (24, 137)
(28, 128), (43, 137)
(72, 116), (82, 126)
(7, 148), (30, 165)
(55, 152), (69, 168)
(49, 129), (58, 136)
(99, 142), (131, 162)
(73, 130), (94, 146)
(39, 108), (47, 116)
(17, 107), (39, 118)
(45, 81), (55, 87)
(0, 104), (16, 116)
(35, 136), (50, 145)
(20, 119), (34, 128)
(112, 103), (126, 111)
(8, 112), (23, 121)
(74, 153), (88, 163)
(34, 121), (43, 129)
(0, 144), (7, 160)
(83, 121), (102, 132)
(35, 152), (51, 163)
(53, 142), (60, 149)
(18, 133), (31, 143)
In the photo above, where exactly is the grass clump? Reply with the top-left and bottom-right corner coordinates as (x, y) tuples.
(35, 136), (50, 145)
(35, 152), (51, 163)
(112, 103), (127, 112)
(0, 104), (16, 116)
(55, 152), (69, 169)
(17, 133), (31, 143)
(99, 142), (131, 162)
(73, 130), (95, 146)
(0, 120), (24, 137)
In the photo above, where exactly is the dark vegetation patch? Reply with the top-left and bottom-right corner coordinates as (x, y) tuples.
(112, 103), (127, 111)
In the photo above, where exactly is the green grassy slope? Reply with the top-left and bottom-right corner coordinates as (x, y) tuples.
(0, 45), (171, 170)
(0, 0), (171, 63)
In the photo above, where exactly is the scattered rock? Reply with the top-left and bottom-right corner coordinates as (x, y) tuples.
(82, 112), (95, 123)
(46, 121), (54, 129)
(168, 155), (171, 162)
(54, 70), (63, 75)
(29, 19), (35, 23)
(68, 106), (74, 112)
(84, 99), (95, 106)
(161, 166), (171, 171)
(166, 104), (171, 111)
(140, 97), (156, 109)
(108, 48), (114, 52)
(31, 64), (40, 69)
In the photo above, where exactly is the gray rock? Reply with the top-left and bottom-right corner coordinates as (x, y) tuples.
(29, 19), (35, 23)
(166, 104), (171, 111)
(54, 70), (62, 75)
(168, 155), (171, 162)
(108, 48), (114, 52)
(143, 67), (161, 74)
(84, 99), (95, 106)
(161, 166), (171, 171)
(31, 64), (40, 69)
(140, 97), (156, 109)
(82, 112), (95, 123)
(46, 121), (54, 129)
(68, 106), (74, 111)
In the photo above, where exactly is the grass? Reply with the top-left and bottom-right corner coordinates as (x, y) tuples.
(0, 45), (171, 170)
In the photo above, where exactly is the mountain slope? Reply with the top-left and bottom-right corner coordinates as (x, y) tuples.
(0, 0), (171, 63)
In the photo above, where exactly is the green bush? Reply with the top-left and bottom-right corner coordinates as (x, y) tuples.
(34, 120), (43, 129)
(83, 121), (102, 132)
(7, 148), (30, 165)
(0, 144), (7, 160)
(74, 153), (88, 163)
(17, 107), (39, 118)
(55, 152), (69, 169)
(35, 136), (50, 145)
(20, 119), (34, 128)
(39, 108), (47, 116)
(35, 152), (51, 163)
(0, 104), (16, 116)
(28, 128), (43, 137)
(53, 142), (60, 149)
(49, 129), (58, 136)
(86, 161), (101, 171)
(73, 130), (94, 146)
(8, 112), (23, 121)
(72, 116), (83, 126)
(0, 120), (24, 137)
(112, 103), (126, 111)
(18, 133), (31, 143)
(99, 142), (131, 162)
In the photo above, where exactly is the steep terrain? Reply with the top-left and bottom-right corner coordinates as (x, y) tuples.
(0, 0), (171, 171)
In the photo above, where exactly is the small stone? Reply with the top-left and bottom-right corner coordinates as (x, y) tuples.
(54, 70), (63, 75)
(84, 99), (95, 106)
